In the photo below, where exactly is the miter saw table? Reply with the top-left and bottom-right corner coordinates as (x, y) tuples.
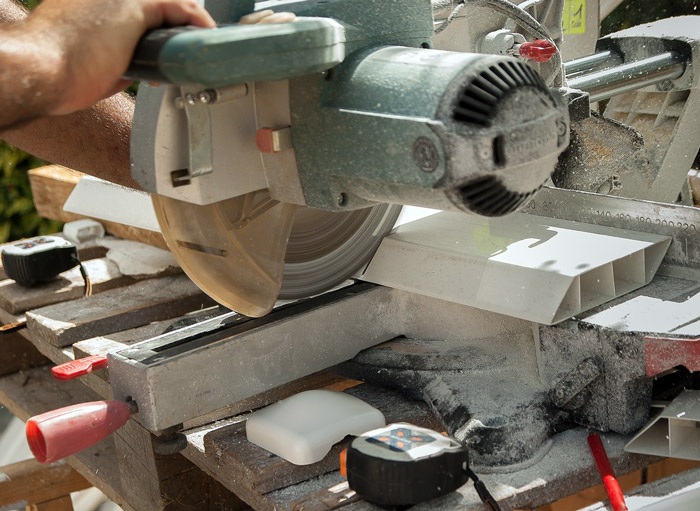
(2, 184), (700, 510)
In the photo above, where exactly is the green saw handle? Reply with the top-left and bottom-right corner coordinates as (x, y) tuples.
(125, 18), (346, 87)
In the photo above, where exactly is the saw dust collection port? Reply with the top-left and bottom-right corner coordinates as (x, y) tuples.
(153, 192), (401, 316)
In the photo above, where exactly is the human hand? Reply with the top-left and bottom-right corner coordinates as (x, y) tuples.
(23, 0), (215, 115)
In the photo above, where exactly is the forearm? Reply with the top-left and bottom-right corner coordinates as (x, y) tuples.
(0, 0), (213, 189)
(0, 21), (67, 128)
(0, 0), (137, 189)
(0, 93), (140, 189)
(0, 0), (26, 22)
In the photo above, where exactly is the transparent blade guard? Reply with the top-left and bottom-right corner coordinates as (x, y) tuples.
(152, 191), (296, 317)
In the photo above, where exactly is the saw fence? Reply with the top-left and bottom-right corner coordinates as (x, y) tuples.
(0, 168), (699, 511)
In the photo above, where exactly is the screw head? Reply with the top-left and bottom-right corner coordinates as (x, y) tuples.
(556, 119), (567, 136)
(197, 90), (216, 104)
(413, 137), (439, 172)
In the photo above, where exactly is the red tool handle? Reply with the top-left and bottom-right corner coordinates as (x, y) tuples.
(26, 400), (131, 464)
(518, 39), (557, 63)
(587, 433), (628, 511)
(52, 355), (109, 380)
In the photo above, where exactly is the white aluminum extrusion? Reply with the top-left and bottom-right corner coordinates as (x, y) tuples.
(63, 177), (161, 232)
(361, 211), (671, 325)
(625, 390), (700, 461)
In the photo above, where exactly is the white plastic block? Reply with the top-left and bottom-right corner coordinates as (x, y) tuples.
(246, 390), (386, 465)
(63, 219), (105, 244)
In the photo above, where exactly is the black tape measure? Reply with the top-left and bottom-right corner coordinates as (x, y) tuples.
(2, 236), (80, 285)
(342, 423), (469, 506)
(341, 422), (501, 509)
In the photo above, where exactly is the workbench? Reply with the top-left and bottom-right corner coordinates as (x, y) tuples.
(0, 229), (698, 511)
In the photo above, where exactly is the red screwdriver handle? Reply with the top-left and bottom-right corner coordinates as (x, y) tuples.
(587, 433), (628, 511)
(26, 400), (131, 464)
(52, 355), (109, 380)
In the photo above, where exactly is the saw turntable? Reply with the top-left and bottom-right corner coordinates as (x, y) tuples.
(26, 0), (700, 478)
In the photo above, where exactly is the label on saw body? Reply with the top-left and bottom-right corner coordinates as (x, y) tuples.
(563, 0), (586, 34)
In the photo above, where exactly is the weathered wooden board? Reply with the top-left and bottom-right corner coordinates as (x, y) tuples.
(263, 430), (661, 511)
(26, 275), (216, 347)
(28, 165), (168, 250)
(114, 418), (250, 511)
(0, 459), (91, 507)
(0, 330), (49, 376)
(30, 495), (76, 511)
(285, 481), (361, 511)
(0, 258), (136, 315)
(266, 472), (374, 511)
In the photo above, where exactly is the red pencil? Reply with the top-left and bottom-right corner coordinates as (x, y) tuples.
(587, 433), (628, 511)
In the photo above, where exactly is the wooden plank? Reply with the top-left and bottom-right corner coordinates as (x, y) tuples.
(0, 331), (49, 377)
(30, 495), (75, 511)
(265, 431), (660, 511)
(0, 459), (90, 507)
(287, 481), (360, 511)
(26, 275), (216, 347)
(182, 384), (438, 511)
(266, 473), (375, 511)
(0, 258), (137, 315)
(28, 165), (168, 250)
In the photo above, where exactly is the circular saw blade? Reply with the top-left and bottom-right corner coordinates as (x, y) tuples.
(281, 202), (401, 299)
(153, 192), (401, 316)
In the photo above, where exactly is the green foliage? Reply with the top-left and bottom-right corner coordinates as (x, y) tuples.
(602, 0), (700, 35)
(0, 142), (63, 243)
(19, 0), (41, 9)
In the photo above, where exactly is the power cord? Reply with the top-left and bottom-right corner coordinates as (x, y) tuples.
(465, 465), (503, 511)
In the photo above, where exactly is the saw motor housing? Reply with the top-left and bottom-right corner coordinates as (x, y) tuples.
(130, 0), (570, 216)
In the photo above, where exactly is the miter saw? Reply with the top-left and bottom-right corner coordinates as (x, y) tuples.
(27, 0), (700, 475)
(128, 0), (570, 316)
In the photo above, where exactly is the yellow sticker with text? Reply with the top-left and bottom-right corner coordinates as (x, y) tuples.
(563, 0), (586, 34)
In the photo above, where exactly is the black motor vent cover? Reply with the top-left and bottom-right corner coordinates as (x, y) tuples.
(453, 60), (548, 127)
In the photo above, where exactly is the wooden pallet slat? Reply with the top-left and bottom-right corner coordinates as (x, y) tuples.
(26, 274), (216, 347)
(0, 459), (91, 508)
(0, 257), (135, 315)
(0, 331), (49, 377)
(28, 165), (168, 250)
